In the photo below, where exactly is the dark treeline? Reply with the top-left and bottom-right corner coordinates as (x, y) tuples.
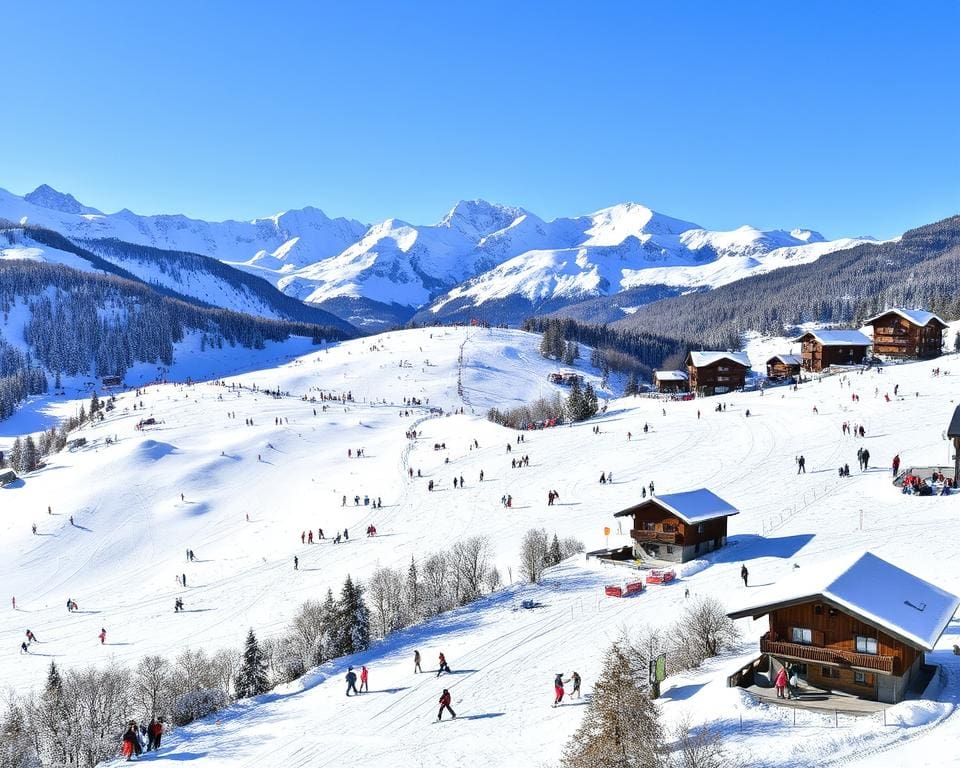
(0, 338), (48, 420)
(0, 261), (352, 418)
(522, 316), (691, 379)
(612, 214), (960, 346)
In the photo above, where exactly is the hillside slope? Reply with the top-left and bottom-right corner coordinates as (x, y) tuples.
(1, 329), (960, 768)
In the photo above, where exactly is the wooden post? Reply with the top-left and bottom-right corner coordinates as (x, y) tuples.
(954, 437), (959, 488)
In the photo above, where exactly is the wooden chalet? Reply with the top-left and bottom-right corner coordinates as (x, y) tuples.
(792, 330), (871, 372)
(728, 552), (959, 703)
(765, 354), (801, 381)
(685, 351), (750, 396)
(101, 375), (124, 388)
(0, 468), (17, 487)
(614, 488), (739, 563)
(865, 308), (947, 360)
(653, 370), (689, 393)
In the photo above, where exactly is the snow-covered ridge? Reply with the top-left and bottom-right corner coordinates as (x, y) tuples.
(0, 185), (874, 327)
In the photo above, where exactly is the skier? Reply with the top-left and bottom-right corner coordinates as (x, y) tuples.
(20, 641), (28, 654)
(553, 673), (565, 706)
(862, 448), (870, 470)
(99, 627), (107, 644)
(414, 649), (422, 673)
(437, 652), (451, 677)
(741, 564), (749, 587)
(479, 469), (484, 482)
(360, 665), (369, 692)
(437, 688), (456, 721)
(345, 666), (359, 696)
(892, 454), (901, 477)
(796, 455), (806, 473)
(148, 718), (164, 751)
(25, 629), (36, 644)
(121, 722), (138, 761)
(11, 596), (15, 610)
(565, 671), (581, 699)
(294, 556), (299, 570)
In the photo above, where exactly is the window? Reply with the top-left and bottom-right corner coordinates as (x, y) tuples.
(791, 627), (813, 645)
(666, 546), (674, 554)
(813, 604), (823, 615)
(854, 671), (868, 685)
(855, 636), (878, 655)
(821, 666), (839, 679)
(697, 524), (704, 533)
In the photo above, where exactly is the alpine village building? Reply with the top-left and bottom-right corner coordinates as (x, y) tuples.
(793, 330), (872, 372)
(685, 351), (751, 396)
(728, 552), (959, 703)
(865, 308), (947, 360)
(765, 354), (802, 382)
(653, 370), (689, 393)
(614, 488), (739, 563)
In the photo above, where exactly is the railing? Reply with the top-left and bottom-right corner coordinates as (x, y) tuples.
(760, 637), (894, 674)
(630, 529), (678, 544)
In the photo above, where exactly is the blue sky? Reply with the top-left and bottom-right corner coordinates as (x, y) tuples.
(2, 2), (958, 238)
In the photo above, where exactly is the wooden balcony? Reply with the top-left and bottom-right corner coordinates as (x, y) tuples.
(761, 636), (894, 674)
(631, 529), (678, 544)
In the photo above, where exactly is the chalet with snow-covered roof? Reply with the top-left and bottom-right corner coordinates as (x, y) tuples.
(865, 308), (947, 360)
(766, 354), (802, 381)
(685, 351), (750, 396)
(792, 330), (871, 372)
(728, 552), (959, 703)
(614, 488), (739, 563)
(0, 468), (17, 487)
(653, 370), (688, 393)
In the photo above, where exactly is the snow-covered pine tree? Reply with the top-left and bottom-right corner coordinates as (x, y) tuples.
(22, 437), (38, 473)
(235, 628), (269, 699)
(548, 533), (563, 567)
(566, 380), (585, 421)
(583, 383), (599, 419)
(337, 575), (371, 655)
(9, 437), (22, 473)
(561, 642), (665, 768)
(89, 391), (100, 415)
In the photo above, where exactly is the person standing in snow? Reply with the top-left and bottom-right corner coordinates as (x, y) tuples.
(774, 666), (788, 699)
(437, 689), (456, 721)
(892, 454), (901, 477)
(414, 649), (422, 673)
(360, 665), (369, 692)
(121, 722), (138, 761)
(345, 667), (359, 696)
(293, 556), (299, 570)
(99, 627), (107, 645)
(553, 673), (565, 707)
(437, 652), (451, 677)
(20, 641), (29, 654)
(565, 671), (581, 699)
(862, 448), (870, 470)
(796, 455), (806, 474)
(740, 564), (749, 587)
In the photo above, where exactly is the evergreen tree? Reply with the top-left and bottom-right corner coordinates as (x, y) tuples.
(625, 371), (640, 396)
(583, 383), (600, 419)
(235, 628), (269, 699)
(954, 331), (960, 353)
(567, 380), (586, 421)
(22, 436), (38, 473)
(561, 642), (665, 768)
(404, 555), (421, 623)
(336, 575), (371, 655)
(548, 534), (563, 566)
(319, 587), (341, 659)
(89, 391), (100, 415)
(9, 437), (22, 473)
(78, 404), (87, 425)
(563, 341), (576, 366)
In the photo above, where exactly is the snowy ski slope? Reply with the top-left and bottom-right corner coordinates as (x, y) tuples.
(2, 327), (960, 767)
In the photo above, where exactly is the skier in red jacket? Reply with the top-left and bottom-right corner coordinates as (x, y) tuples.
(553, 673), (565, 706)
(360, 665), (369, 692)
(437, 688), (456, 721)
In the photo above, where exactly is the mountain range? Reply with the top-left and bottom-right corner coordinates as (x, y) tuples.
(0, 184), (871, 330)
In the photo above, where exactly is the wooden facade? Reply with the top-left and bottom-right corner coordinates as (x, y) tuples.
(759, 598), (922, 701)
(685, 355), (749, 396)
(654, 371), (688, 393)
(766, 355), (801, 381)
(868, 311), (946, 360)
(615, 501), (731, 563)
(795, 333), (870, 372)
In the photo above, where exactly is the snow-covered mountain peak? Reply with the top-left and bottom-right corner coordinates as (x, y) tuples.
(585, 202), (700, 246)
(789, 228), (826, 243)
(438, 199), (527, 239)
(24, 184), (102, 215)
